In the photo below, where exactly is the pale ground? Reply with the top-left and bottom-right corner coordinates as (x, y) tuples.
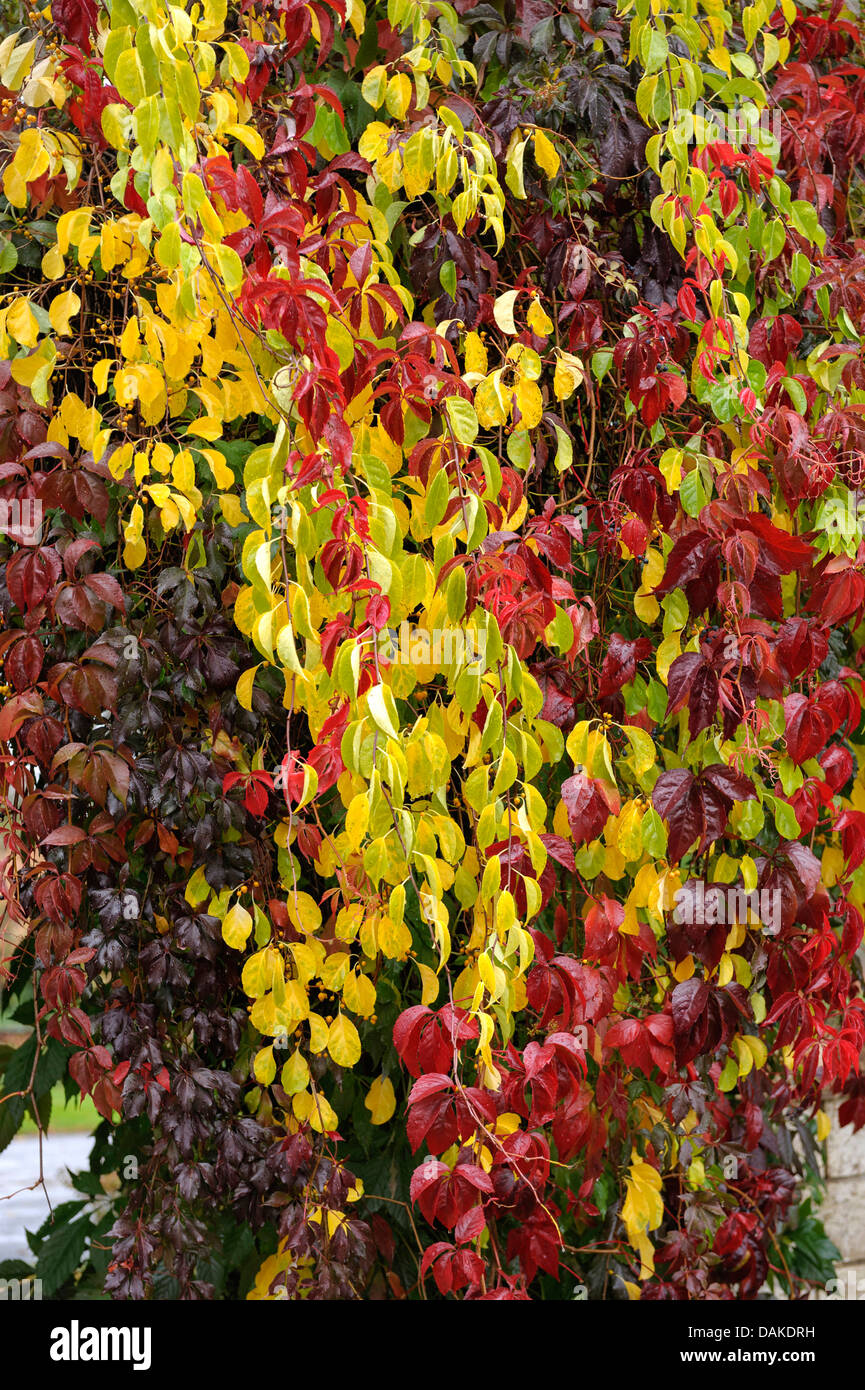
(0, 1132), (92, 1264)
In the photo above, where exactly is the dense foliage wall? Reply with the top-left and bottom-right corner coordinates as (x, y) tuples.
(1, 0), (865, 1300)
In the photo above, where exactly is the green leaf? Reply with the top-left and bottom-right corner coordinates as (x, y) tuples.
(641, 27), (669, 73)
(439, 258), (457, 302)
(790, 251), (810, 295)
(34, 1213), (88, 1297)
(424, 466), (450, 530)
(444, 395), (478, 446)
(679, 467), (709, 517)
(641, 807), (667, 856)
(552, 423), (573, 472)
(770, 795), (800, 840)
(591, 348), (613, 381)
(790, 199), (825, 249)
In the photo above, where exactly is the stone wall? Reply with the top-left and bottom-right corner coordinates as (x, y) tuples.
(818, 1097), (865, 1294)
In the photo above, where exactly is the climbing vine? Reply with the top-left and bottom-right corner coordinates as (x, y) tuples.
(0, 0), (864, 1300)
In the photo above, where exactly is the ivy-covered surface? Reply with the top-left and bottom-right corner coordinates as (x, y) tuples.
(0, 0), (863, 1301)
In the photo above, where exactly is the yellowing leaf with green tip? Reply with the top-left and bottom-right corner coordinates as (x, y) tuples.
(367, 682), (400, 739)
(308, 1090), (339, 1134)
(286, 891), (322, 934)
(281, 1048), (310, 1096)
(242, 947), (283, 998)
(253, 1045), (276, 1085)
(622, 725), (656, 776)
(185, 864), (210, 908)
(223, 902), (253, 949)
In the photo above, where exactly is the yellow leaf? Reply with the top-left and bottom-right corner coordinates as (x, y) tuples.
(253, 1045), (276, 1085)
(307, 1012), (329, 1052)
(92, 359), (113, 393)
(358, 121), (390, 163)
(533, 128), (560, 178)
(622, 725), (656, 776)
(493, 289), (519, 335)
(123, 533), (146, 569)
(223, 902), (253, 950)
(346, 792), (370, 851)
(48, 289), (80, 337)
(553, 352), (584, 401)
(185, 865), (210, 908)
(242, 947), (283, 997)
(365, 1074), (396, 1125)
(655, 630), (681, 685)
(281, 1048), (310, 1096)
(385, 71), (412, 120)
(328, 1012), (362, 1067)
(475, 373), (509, 427)
(527, 298), (553, 336)
(367, 682), (399, 738)
(41, 243), (64, 279)
(286, 891), (322, 934)
(236, 663), (261, 711)
(307, 1090), (338, 1133)
(186, 416), (223, 441)
(220, 493), (246, 527)
(6, 297), (39, 347)
(377, 912), (412, 960)
(464, 331), (488, 375)
(418, 961), (440, 1005)
(343, 968), (376, 1017)
(616, 800), (644, 861)
(201, 448), (234, 489)
(514, 377), (543, 429)
(361, 64), (388, 109)
(708, 44), (732, 75)
(225, 123), (265, 159)
(5, 128), (49, 206)
(622, 1155), (663, 1279)
(672, 953), (694, 982)
(171, 448), (196, 495)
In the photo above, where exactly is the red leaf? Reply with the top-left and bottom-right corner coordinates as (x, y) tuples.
(41, 825), (87, 846)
